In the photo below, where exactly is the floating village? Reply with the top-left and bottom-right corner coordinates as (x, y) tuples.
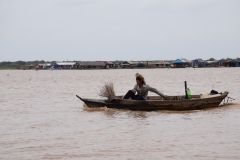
(1, 58), (240, 70)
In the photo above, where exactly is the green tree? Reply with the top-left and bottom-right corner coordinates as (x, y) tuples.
(208, 58), (215, 61)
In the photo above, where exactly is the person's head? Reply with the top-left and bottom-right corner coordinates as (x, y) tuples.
(136, 76), (143, 85)
(135, 73), (145, 85)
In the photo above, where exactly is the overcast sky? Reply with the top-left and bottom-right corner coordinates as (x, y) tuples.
(0, 0), (239, 61)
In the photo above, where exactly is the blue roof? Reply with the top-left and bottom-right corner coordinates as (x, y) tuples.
(173, 59), (183, 63)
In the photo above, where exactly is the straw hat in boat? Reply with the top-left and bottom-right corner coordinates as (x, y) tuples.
(135, 73), (145, 83)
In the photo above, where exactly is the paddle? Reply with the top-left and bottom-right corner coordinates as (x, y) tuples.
(185, 81), (187, 99)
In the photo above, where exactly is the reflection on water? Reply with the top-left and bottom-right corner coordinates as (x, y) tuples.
(0, 68), (240, 159)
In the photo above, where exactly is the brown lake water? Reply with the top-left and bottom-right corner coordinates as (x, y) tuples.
(0, 68), (240, 159)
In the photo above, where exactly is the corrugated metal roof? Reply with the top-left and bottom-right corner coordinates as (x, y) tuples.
(173, 58), (191, 63)
(207, 61), (215, 64)
(56, 62), (76, 65)
(38, 63), (51, 66)
(181, 58), (191, 62)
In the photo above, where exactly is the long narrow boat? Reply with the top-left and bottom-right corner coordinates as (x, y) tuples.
(76, 91), (229, 111)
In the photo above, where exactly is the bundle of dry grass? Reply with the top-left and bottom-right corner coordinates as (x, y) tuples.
(99, 82), (117, 101)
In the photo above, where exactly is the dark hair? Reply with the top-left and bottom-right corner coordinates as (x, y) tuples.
(136, 77), (142, 81)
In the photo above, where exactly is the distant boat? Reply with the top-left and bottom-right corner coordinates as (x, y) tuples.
(76, 91), (229, 111)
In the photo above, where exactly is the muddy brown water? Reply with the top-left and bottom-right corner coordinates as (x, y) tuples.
(0, 68), (240, 159)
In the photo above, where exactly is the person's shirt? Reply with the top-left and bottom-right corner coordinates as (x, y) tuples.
(133, 83), (165, 99)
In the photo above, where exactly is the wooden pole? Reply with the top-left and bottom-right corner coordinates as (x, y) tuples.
(185, 81), (187, 99)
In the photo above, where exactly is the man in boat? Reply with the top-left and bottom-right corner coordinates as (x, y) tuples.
(123, 73), (167, 100)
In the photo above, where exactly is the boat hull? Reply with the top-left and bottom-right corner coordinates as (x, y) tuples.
(77, 92), (229, 111)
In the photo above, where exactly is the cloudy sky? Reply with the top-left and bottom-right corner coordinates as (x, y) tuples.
(0, 0), (239, 61)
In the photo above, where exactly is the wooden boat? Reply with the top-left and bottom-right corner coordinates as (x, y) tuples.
(76, 91), (229, 111)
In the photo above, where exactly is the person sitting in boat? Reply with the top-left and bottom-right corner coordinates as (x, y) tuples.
(123, 73), (167, 100)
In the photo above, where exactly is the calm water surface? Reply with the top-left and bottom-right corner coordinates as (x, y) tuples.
(0, 68), (240, 159)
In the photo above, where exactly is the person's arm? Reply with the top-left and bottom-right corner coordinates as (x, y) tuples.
(148, 86), (166, 99)
(132, 85), (137, 93)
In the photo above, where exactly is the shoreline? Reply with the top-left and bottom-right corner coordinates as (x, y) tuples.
(0, 67), (239, 71)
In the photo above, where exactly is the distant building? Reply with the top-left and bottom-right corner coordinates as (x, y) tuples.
(24, 64), (36, 70)
(230, 60), (240, 67)
(210, 60), (221, 67)
(104, 61), (114, 69)
(206, 61), (216, 67)
(37, 63), (51, 69)
(77, 61), (105, 69)
(147, 61), (170, 68)
(137, 62), (147, 68)
(206, 59), (240, 67)
(121, 61), (138, 68)
(112, 61), (124, 68)
(192, 59), (207, 67)
(172, 58), (192, 68)
(77, 61), (113, 69)
(220, 59), (240, 67)
(212, 59), (229, 67)
(52, 62), (77, 69)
